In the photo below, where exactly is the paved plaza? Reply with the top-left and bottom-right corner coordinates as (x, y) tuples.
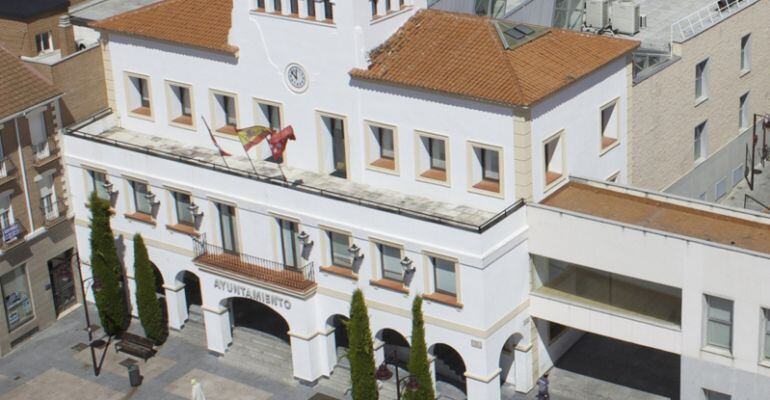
(0, 305), (676, 400)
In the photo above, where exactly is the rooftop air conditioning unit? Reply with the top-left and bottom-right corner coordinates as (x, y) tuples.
(612, 0), (641, 35)
(586, 0), (610, 28)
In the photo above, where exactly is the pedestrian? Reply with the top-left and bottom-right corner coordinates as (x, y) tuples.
(537, 373), (550, 400)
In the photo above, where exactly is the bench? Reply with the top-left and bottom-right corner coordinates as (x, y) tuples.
(115, 332), (156, 361)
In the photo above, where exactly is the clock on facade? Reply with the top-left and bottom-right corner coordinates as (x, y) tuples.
(285, 63), (308, 93)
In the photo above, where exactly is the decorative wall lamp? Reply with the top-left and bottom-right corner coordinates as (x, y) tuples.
(188, 203), (204, 218)
(103, 181), (117, 195)
(348, 243), (364, 260)
(297, 231), (313, 246)
(144, 192), (160, 207)
(400, 256), (415, 273)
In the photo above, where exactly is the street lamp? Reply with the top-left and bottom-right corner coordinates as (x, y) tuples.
(73, 251), (106, 376)
(375, 350), (420, 400)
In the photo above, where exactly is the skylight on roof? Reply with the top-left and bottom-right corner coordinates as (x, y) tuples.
(494, 21), (549, 50)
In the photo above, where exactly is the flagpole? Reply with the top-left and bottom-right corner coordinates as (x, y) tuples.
(242, 146), (260, 178)
(201, 117), (230, 169)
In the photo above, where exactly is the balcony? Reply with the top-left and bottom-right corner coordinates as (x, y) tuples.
(40, 198), (67, 227)
(1, 220), (26, 252)
(0, 156), (17, 186)
(193, 237), (316, 296)
(32, 137), (59, 167)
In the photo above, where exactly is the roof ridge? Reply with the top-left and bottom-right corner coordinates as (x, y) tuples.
(487, 19), (526, 105)
(0, 44), (57, 89)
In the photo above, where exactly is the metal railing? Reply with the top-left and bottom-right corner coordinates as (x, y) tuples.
(193, 237), (315, 291)
(40, 198), (66, 223)
(32, 137), (57, 162)
(66, 115), (525, 233)
(671, 0), (758, 43)
(1, 220), (25, 247)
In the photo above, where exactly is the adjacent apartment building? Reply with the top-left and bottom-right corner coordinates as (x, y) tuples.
(0, 46), (79, 355)
(62, 0), (770, 399)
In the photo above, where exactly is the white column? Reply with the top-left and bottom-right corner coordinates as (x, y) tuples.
(202, 305), (232, 354)
(428, 354), (437, 393)
(298, 0), (308, 17)
(323, 327), (337, 373)
(315, 0), (326, 21)
(281, 0), (291, 14)
(164, 283), (188, 331)
(266, 0), (276, 13)
(126, 275), (138, 318)
(377, 0), (388, 17)
(289, 331), (329, 382)
(515, 343), (534, 393)
(465, 370), (502, 400)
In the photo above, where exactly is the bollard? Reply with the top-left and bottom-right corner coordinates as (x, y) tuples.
(127, 364), (143, 387)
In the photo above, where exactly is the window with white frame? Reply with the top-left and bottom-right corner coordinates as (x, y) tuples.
(320, 114), (347, 178)
(306, 0), (315, 16)
(322, 0), (333, 20)
(87, 170), (109, 201)
(367, 123), (396, 171)
(762, 308), (770, 361)
(417, 133), (448, 182)
(28, 110), (50, 161)
(600, 100), (619, 150)
(212, 91), (237, 134)
(739, 92), (749, 132)
(695, 59), (709, 101)
(290, 0), (299, 14)
(38, 174), (58, 221)
(704, 389), (731, 400)
(130, 180), (152, 215)
(35, 31), (53, 54)
(173, 191), (195, 226)
(544, 133), (564, 186)
(127, 74), (151, 116)
(470, 144), (501, 194)
(255, 101), (282, 131)
(705, 295), (733, 351)
(431, 256), (457, 297)
(740, 34), (751, 73)
(0, 193), (13, 233)
(278, 218), (302, 268)
(168, 83), (193, 126)
(694, 122), (707, 162)
(328, 230), (353, 269)
(378, 243), (403, 282)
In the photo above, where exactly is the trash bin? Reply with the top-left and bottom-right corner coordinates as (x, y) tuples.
(127, 364), (143, 387)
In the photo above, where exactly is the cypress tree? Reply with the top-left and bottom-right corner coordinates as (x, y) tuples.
(133, 234), (164, 343)
(348, 289), (378, 400)
(404, 296), (435, 400)
(88, 192), (127, 336)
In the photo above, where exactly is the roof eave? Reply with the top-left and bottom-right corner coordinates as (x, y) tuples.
(94, 28), (239, 57)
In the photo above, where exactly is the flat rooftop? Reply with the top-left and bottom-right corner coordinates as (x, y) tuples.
(541, 181), (770, 256)
(67, 121), (515, 232)
(624, 0), (713, 49)
(69, 0), (163, 22)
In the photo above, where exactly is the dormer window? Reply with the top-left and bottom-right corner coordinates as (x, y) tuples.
(35, 31), (53, 54)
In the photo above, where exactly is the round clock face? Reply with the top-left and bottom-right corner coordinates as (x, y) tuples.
(285, 63), (308, 93)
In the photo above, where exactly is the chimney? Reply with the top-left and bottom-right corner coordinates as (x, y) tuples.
(58, 15), (76, 57)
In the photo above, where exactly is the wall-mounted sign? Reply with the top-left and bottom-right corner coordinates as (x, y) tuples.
(213, 279), (291, 310)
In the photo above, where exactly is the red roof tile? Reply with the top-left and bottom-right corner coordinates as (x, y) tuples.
(0, 46), (61, 118)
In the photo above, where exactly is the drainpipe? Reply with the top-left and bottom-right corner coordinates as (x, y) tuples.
(13, 116), (36, 232)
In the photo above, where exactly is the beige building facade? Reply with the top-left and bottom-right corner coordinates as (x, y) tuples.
(628, 0), (770, 200)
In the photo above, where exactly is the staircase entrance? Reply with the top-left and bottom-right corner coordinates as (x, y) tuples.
(430, 343), (467, 399)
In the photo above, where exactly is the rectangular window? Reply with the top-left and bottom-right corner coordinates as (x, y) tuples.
(704, 389), (731, 400)
(212, 92), (237, 134)
(279, 219), (301, 268)
(544, 133), (564, 186)
(320, 115), (347, 178)
(290, 0), (299, 14)
(371, 0), (378, 16)
(256, 102), (282, 131)
(368, 124), (396, 171)
(417, 133), (448, 182)
(131, 181), (152, 215)
(29, 111), (50, 161)
(168, 83), (193, 126)
(39, 174), (58, 221)
(739, 92), (749, 131)
(600, 100), (619, 149)
(174, 192), (194, 226)
(379, 243), (402, 282)
(323, 0), (333, 20)
(432, 256), (456, 296)
(740, 34), (751, 72)
(695, 59), (709, 101)
(256, 0), (265, 9)
(694, 122), (707, 162)
(273, 0), (282, 12)
(705, 295), (733, 351)
(1, 265), (33, 332)
(217, 203), (237, 253)
(35, 32), (52, 54)
(471, 145), (501, 193)
(763, 308), (770, 360)
(0, 194), (13, 234)
(127, 75), (152, 116)
(88, 170), (109, 200)
(329, 231), (353, 269)
(306, 0), (315, 16)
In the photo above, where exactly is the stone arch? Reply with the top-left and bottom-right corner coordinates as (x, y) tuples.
(175, 270), (202, 311)
(429, 342), (467, 395)
(325, 314), (350, 351)
(221, 296), (291, 344)
(499, 332), (524, 386)
(376, 328), (410, 369)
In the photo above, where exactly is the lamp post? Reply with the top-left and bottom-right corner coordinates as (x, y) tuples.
(375, 350), (419, 400)
(73, 251), (104, 376)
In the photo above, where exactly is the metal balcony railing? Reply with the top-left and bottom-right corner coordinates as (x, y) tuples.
(40, 198), (66, 224)
(1, 220), (25, 248)
(193, 237), (316, 293)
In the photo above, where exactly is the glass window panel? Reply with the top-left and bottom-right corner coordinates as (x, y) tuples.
(429, 138), (446, 170)
(482, 148), (499, 181)
(329, 231), (352, 268)
(306, 0), (315, 16)
(179, 87), (191, 116)
(90, 171), (109, 200)
(267, 105), (281, 131)
(280, 219), (299, 268)
(707, 297), (732, 322)
(380, 244), (402, 281)
(219, 204), (237, 253)
(707, 321), (731, 348)
(224, 96), (237, 126)
(175, 192), (194, 225)
(132, 181), (152, 214)
(433, 257), (456, 295)
(1, 266), (33, 332)
(378, 128), (394, 159)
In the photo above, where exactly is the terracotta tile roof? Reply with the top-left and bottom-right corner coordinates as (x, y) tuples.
(0, 46), (61, 119)
(90, 0), (238, 55)
(351, 10), (640, 107)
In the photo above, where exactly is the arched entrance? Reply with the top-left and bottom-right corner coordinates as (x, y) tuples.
(377, 328), (410, 370)
(228, 297), (290, 343)
(326, 314), (349, 354)
(499, 333), (523, 388)
(430, 343), (467, 397)
(180, 271), (202, 312)
(151, 262), (164, 295)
